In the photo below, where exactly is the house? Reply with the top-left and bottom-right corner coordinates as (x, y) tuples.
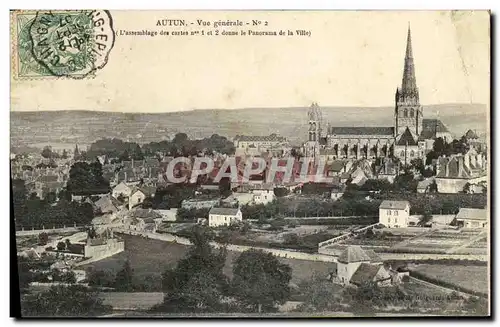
(455, 208), (488, 229)
(127, 186), (156, 210)
(233, 134), (288, 156)
(325, 160), (346, 177)
(208, 207), (243, 227)
(376, 157), (399, 183)
(435, 153), (487, 193)
(379, 200), (410, 228)
(350, 167), (368, 186)
(330, 184), (346, 201)
(252, 188), (275, 205)
(222, 192), (255, 207)
(129, 189), (147, 210)
(334, 246), (391, 287)
(125, 208), (163, 232)
(94, 195), (120, 215)
(112, 182), (132, 199)
(154, 208), (178, 222)
(417, 178), (435, 194)
(181, 198), (220, 210)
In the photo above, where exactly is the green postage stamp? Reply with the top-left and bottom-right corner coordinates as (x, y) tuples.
(12, 10), (115, 79)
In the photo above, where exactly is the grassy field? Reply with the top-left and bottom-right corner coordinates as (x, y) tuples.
(409, 264), (489, 295)
(82, 234), (336, 285)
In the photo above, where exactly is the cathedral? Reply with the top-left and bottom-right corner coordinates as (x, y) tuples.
(305, 26), (452, 164)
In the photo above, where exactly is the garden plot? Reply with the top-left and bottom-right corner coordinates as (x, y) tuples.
(395, 229), (485, 253)
(408, 264), (489, 296)
(338, 228), (423, 248)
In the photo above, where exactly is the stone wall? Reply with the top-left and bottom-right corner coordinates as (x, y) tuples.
(84, 238), (125, 260)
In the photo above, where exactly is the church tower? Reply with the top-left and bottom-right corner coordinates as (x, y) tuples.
(394, 24), (423, 137)
(305, 102), (322, 158)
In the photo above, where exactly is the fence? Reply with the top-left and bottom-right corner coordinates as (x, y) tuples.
(318, 223), (381, 248)
(16, 226), (85, 237)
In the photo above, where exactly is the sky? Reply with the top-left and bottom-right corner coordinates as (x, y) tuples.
(11, 10), (490, 112)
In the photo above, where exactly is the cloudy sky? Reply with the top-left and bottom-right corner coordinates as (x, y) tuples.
(11, 10), (489, 112)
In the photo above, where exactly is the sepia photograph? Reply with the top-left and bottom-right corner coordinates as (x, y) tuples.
(10, 10), (490, 318)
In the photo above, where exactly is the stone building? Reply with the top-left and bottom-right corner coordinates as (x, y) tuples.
(304, 26), (452, 165)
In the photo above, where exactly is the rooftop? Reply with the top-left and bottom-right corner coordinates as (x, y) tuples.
(379, 200), (410, 210)
(337, 245), (372, 263)
(234, 134), (287, 143)
(350, 263), (384, 286)
(456, 208), (487, 221)
(419, 119), (450, 140)
(328, 126), (394, 136)
(209, 207), (240, 216)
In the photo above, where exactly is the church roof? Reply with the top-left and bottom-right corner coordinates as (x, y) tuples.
(328, 126), (394, 136)
(400, 25), (418, 95)
(419, 119), (450, 140)
(396, 127), (418, 146)
(338, 245), (372, 263)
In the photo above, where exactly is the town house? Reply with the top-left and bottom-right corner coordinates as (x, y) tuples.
(379, 200), (410, 228)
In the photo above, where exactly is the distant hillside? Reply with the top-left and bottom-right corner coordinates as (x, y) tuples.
(10, 103), (488, 150)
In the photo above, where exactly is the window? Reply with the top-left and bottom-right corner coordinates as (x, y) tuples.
(410, 150), (415, 157)
(400, 151), (405, 157)
(388, 217), (391, 223)
(395, 218), (398, 223)
(410, 109), (415, 117)
(404, 109), (408, 117)
(394, 210), (398, 216)
(387, 210), (391, 215)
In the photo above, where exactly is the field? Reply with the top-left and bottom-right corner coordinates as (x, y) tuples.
(408, 264), (489, 296)
(396, 229), (487, 254)
(83, 234), (337, 285)
(329, 227), (488, 255)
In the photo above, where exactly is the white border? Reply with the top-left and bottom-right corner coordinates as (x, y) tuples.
(2, 1), (498, 326)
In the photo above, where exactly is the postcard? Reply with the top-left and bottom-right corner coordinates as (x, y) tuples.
(11, 10), (490, 318)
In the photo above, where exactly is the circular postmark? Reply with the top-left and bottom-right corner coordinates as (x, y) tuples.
(28, 10), (115, 78)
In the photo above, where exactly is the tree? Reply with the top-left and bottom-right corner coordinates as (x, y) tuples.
(41, 146), (58, 159)
(45, 191), (57, 204)
(56, 241), (66, 251)
(159, 225), (228, 313)
(463, 182), (472, 194)
(297, 273), (342, 312)
(219, 177), (232, 198)
(66, 161), (110, 196)
(87, 269), (115, 288)
(20, 285), (112, 317)
(38, 232), (49, 246)
(428, 180), (438, 193)
(418, 204), (433, 226)
(231, 249), (292, 313)
(283, 233), (300, 245)
(113, 260), (134, 292)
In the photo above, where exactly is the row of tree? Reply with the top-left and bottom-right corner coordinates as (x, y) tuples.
(79, 133), (236, 164)
(142, 133), (235, 157)
(12, 179), (94, 229)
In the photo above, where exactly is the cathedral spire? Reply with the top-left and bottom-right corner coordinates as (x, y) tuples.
(401, 23), (418, 97)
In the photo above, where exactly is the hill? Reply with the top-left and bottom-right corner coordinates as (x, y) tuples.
(10, 103), (488, 150)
